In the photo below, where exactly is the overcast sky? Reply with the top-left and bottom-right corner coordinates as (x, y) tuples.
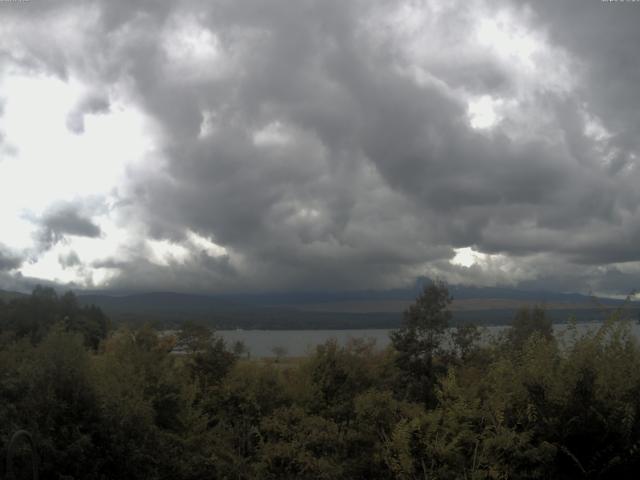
(1, 0), (640, 295)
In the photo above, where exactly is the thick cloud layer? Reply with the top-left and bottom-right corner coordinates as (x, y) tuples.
(1, 0), (640, 295)
(0, 245), (21, 272)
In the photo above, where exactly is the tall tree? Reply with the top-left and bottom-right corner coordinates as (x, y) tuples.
(507, 305), (553, 350)
(391, 279), (452, 406)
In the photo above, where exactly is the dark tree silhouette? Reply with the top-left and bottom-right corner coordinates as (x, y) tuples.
(391, 279), (452, 405)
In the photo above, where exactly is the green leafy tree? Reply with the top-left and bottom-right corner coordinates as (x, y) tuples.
(13, 326), (102, 479)
(450, 322), (482, 361)
(303, 338), (382, 426)
(391, 280), (452, 405)
(0, 287), (109, 349)
(384, 372), (483, 480)
(198, 362), (289, 479)
(352, 390), (422, 479)
(177, 321), (237, 391)
(507, 305), (553, 350)
(92, 326), (198, 479)
(258, 406), (344, 480)
(176, 321), (213, 354)
(190, 337), (237, 391)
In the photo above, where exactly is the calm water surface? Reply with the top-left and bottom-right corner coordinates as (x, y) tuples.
(217, 322), (640, 357)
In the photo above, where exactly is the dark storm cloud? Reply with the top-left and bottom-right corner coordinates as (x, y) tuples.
(3, 0), (640, 293)
(0, 246), (22, 271)
(37, 204), (101, 248)
(521, 1), (640, 147)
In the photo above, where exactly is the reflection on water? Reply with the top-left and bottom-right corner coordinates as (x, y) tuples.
(217, 322), (640, 358)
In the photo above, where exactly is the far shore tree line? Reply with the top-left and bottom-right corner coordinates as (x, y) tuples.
(1, 282), (640, 479)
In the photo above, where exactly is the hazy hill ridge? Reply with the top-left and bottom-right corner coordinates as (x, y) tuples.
(3, 285), (635, 329)
(66, 285), (639, 330)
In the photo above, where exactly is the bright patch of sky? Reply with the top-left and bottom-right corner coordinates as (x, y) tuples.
(467, 95), (502, 130)
(473, 7), (575, 93)
(475, 14), (539, 71)
(451, 247), (482, 268)
(20, 247), (82, 284)
(252, 122), (292, 147)
(0, 73), (152, 211)
(450, 247), (513, 274)
(147, 232), (227, 267)
(0, 72), (157, 284)
(162, 14), (230, 82)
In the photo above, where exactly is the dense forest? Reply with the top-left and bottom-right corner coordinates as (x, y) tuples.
(1, 283), (640, 479)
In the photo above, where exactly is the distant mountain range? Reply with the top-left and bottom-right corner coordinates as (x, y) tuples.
(2, 284), (637, 329)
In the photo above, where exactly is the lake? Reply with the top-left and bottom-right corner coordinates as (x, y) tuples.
(217, 322), (637, 357)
